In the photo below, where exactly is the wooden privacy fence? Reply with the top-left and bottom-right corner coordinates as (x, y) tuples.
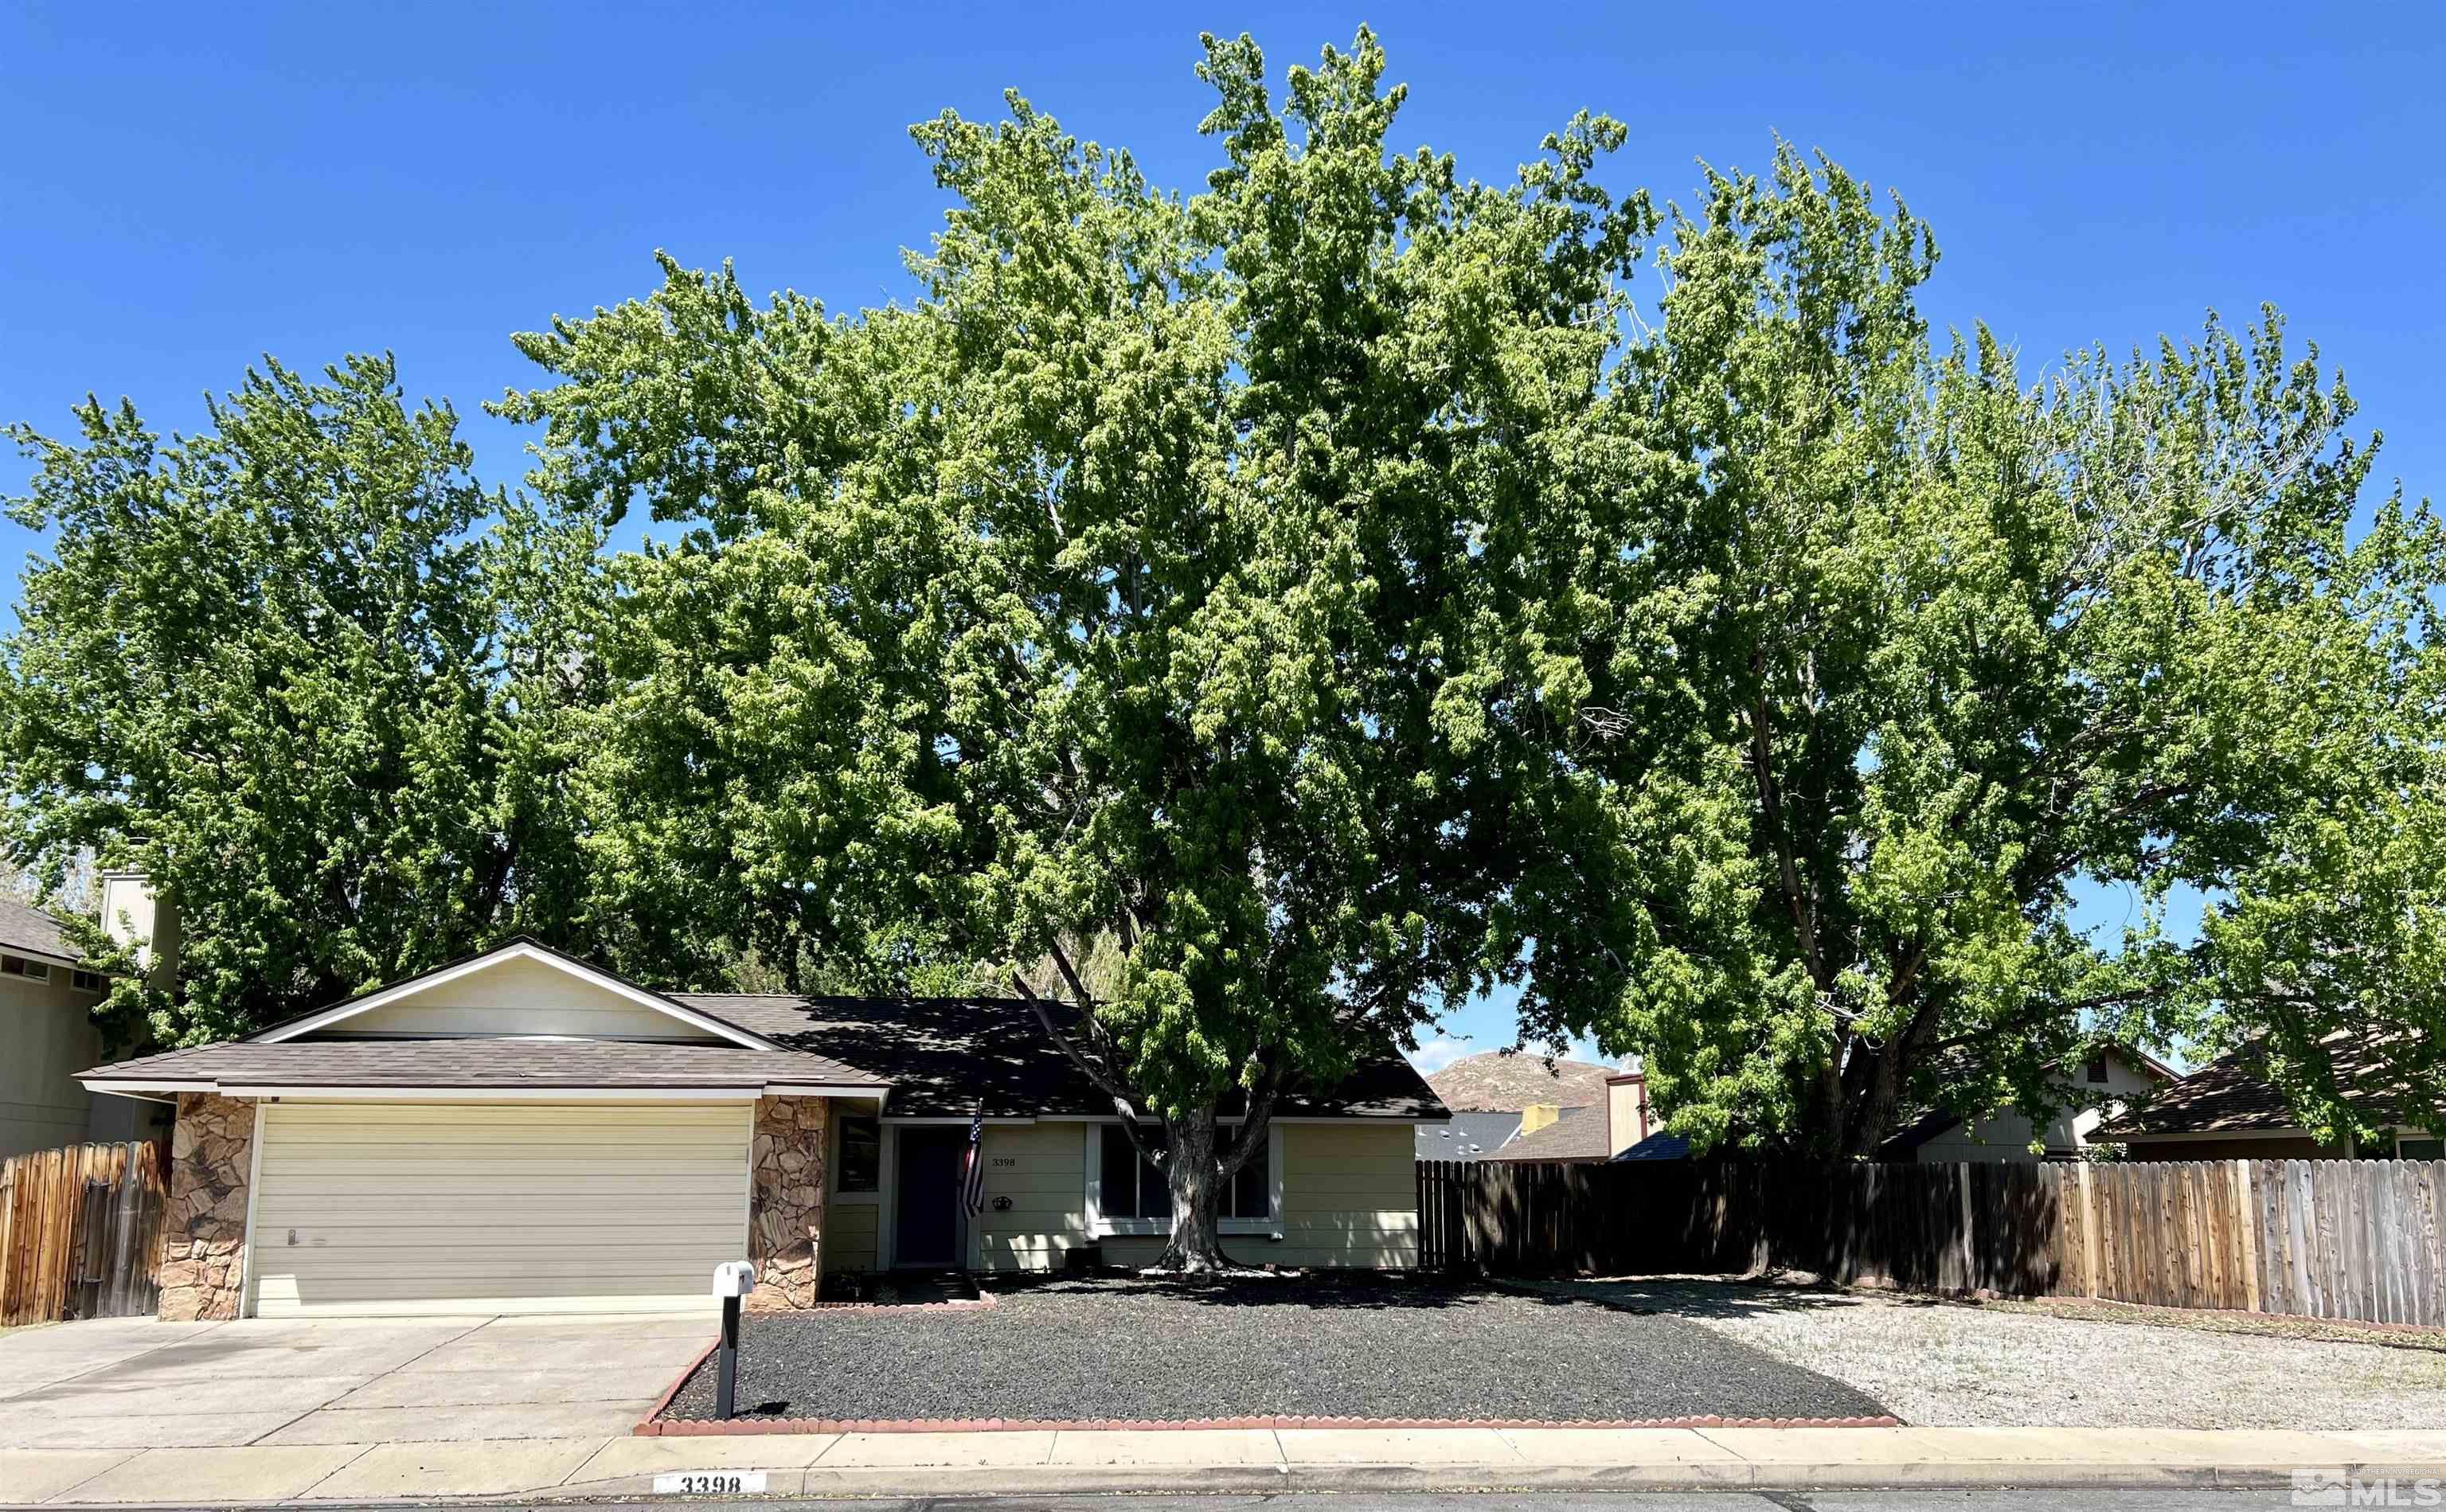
(0, 1141), (168, 1325)
(1418, 1155), (2446, 1327)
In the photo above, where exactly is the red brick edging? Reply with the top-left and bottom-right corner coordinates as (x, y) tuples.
(638, 1411), (1899, 1437)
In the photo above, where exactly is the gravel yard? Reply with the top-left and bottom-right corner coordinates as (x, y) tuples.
(660, 1272), (1889, 1424)
(1535, 1278), (2446, 1430)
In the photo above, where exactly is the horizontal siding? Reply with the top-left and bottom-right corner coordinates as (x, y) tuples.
(248, 1100), (748, 1318)
(1276, 1123), (1416, 1268)
(827, 1201), (879, 1273)
(971, 1123), (1089, 1272)
(966, 1120), (1419, 1272)
(338, 955), (714, 1040)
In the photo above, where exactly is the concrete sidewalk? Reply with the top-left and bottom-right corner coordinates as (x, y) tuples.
(6, 1425), (2445, 1504)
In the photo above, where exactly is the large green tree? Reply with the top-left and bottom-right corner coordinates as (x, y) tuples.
(1, 355), (602, 1049)
(1507, 147), (2446, 1155)
(502, 29), (1653, 1265)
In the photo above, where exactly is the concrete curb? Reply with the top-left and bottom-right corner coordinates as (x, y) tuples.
(0, 1461), (2372, 1510)
(746, 1461), (2385, 1495)
(639, 1411), (1905, 1437)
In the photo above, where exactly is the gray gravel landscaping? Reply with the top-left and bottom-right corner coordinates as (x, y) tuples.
(1534, 1278), (2446, 1430)
(660, 1272), (1889, 1424)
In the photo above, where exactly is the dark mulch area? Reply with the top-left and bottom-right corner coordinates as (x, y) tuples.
(659, 1271), (1891, 1424)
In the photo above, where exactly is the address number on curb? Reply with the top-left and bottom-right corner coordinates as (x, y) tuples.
(652, 1471), (769, 1495)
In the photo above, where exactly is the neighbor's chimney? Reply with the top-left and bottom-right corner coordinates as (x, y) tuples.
(99, 872), (178, 990)
(1605, 1070), (1650, 1157)
(1518, 1103), (1561, 1136)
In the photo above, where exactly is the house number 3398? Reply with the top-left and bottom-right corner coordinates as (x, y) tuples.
(653, 1471), (767, 1494)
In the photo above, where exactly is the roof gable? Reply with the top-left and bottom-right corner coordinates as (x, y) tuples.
(256, 940), (780, 1051)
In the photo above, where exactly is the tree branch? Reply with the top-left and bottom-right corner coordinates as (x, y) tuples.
(1010, 971), (1158, 1160)
(1746, 691), (1827, 990)
(1046, 940), (1094, 1006)
(1216, 1050), (1285, 1180)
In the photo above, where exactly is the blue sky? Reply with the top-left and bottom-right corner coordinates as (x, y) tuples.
(5, 2), (2437, 1072)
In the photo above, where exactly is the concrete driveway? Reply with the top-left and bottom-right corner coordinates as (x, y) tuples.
(0, 1313), (711, 1452)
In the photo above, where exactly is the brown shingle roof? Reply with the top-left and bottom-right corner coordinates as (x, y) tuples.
(0, 897), (77, 962)
(80, 1037), (887, 1092)
(2096, 1033), (2428, 1138)
(674, 994), (1446, 1121)
(1482, 1105), (1612, 1162)
(76, 945), (1445, 1121)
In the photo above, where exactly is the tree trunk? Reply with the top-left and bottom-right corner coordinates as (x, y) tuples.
(1155, 1110), (1229, 1271)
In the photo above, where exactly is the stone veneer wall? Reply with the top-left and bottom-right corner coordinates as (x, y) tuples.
(160, 1092), (255, 1321)
(748, 1095), (829, 1309)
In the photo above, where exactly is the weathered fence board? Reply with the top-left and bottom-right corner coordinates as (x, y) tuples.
(0, 1141), (167, 1325)
(1418, 1155), (2446, 1326)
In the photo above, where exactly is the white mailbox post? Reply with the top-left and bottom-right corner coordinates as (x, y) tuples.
(711, 1261), (756, 1418)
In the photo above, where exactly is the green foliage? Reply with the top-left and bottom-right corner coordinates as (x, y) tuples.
(6, 26), (2436, 1177)
(497, 30), (1671, 1262)
(1, 355), (600, 1048)
(503, 29), (1651, 1118)
(1510, 144), (2445, 1153)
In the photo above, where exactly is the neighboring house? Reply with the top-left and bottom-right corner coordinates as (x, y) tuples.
(1616, 1130), (1691, 1161)
(1415, 1109), (1532, 1160)
(1482, 1072), (1652, 1163)
(0, 887), (166, 1158)
(78, 938), (1449, 1321)
(2095, 1036), (2444, 1161)
(1881, 1045), (2178, 1164)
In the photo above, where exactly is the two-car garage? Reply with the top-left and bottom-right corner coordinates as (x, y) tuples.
(244, 1100), (748, 1318)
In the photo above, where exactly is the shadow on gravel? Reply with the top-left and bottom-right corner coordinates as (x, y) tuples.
(1516, 1276), (1942, 1319)
(981, 1271), (1486, 1310)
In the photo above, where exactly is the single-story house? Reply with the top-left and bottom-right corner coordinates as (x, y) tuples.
(1480, 1072), (1652, 1163)
(1879, 1045), (2177, 1163)
(2095, 1035), (2443, 1161)
(77, 939), (1447, 1322)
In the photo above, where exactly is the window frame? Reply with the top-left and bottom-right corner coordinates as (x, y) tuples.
(2397, 1135), (2445, 1162)
(831, 1112), (882, 1204)
(1084, 1120), (1283, 1237)
(71, 968), (105, 993)
(2, 954), (52, 982)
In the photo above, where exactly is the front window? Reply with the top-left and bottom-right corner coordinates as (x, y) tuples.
(2399, 1137), (2444, 1162)
(1093, 1123), (1273, 1232)
(835, 1115), (881, 1194)
(2, 955), (51, 982)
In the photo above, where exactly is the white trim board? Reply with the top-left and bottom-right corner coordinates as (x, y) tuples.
(251, 941), (782, 1051)
(237, 1100), (267, 1319)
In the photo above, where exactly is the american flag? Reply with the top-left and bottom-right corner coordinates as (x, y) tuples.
(959, 1101), (987, 1216)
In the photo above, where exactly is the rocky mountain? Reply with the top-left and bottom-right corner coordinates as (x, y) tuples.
(1426, 1050), (1620, 1112)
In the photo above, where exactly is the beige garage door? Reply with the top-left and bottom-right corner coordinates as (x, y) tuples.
(248, 1100), (748, 1318)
